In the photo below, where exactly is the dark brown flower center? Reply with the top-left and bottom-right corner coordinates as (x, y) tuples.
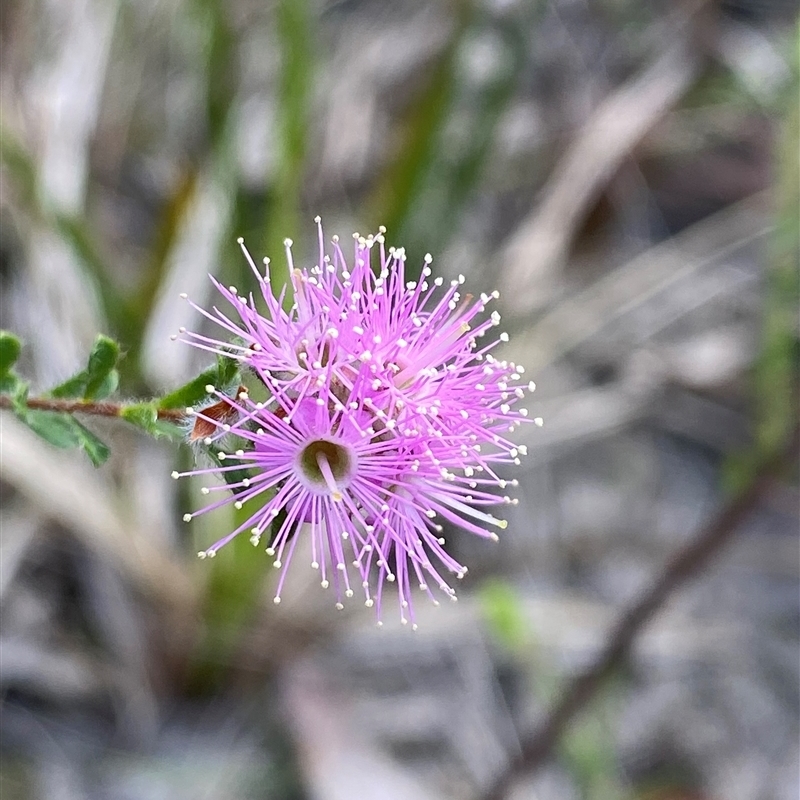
(298, 439), (353, 489)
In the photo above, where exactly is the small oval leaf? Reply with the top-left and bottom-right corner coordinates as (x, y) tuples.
(20, 410), (83, 449)
(50, 371), (89, 399)
(121, 402), (159, 432)
(121, 403), (184, 441)
(158, 355), (240, 410)
(72, 420), (111, 467)
(84, 336), (121, 400)
(0, 331), (22, 379)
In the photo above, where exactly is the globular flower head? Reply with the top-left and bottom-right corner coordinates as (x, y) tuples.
(173, 219), (537, 626)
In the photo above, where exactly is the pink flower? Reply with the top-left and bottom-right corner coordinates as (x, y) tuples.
(174, 219), (535, 626)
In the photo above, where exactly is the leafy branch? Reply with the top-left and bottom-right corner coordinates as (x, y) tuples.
(0, 330), (240, 465)
(0, 395), (185, 421)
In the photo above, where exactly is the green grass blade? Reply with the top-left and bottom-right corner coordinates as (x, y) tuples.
(261, 0), (313, 293)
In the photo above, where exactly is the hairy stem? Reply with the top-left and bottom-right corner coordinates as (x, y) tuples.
(0, 394), (185, 422)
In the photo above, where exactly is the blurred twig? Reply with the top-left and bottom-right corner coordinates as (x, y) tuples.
(506, 192), (771, 374)
(480, 426), (799, 800)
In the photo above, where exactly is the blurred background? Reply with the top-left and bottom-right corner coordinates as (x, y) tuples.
(1, 0), (798, 798)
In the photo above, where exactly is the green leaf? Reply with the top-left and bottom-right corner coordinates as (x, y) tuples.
(206, 447), (254, 495)
(84, 336), (120, 399)
(0, 331), (21, 379)
(10, 379), (29, 410)
(18, 410), (83, 449)
(216, 353), (239, 387)
(49, 335), (121, 400)
(158, 355), (240, 410)
(49, 372), (90, 399)
(92, 370), (120, 401)
(71, 420), (111, 467)
(120, 402), (185, 441)
(120, 402), (159, 432)
(157, 371), (212, 411)
(13, 405), (111, 466)
(269, 503), (294, 551)
(151, 419), (186, 441)
(0, 372), (23, 395)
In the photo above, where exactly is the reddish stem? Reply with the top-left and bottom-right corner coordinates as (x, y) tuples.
(0, 394), (185, 422)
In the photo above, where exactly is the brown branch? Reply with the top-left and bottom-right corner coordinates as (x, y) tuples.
(480, 428), (799, 800)
(0, 394), (186, 422)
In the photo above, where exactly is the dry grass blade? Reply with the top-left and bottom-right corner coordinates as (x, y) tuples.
(0, 508), (41, 602)
(506, 192), (771, 373)
(500, 34), (700, 314)
(0, 414), (194, 610)
(140, 168), (236, 389)
(284, 662), (450, 800)
(17, 0), (120, 381)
